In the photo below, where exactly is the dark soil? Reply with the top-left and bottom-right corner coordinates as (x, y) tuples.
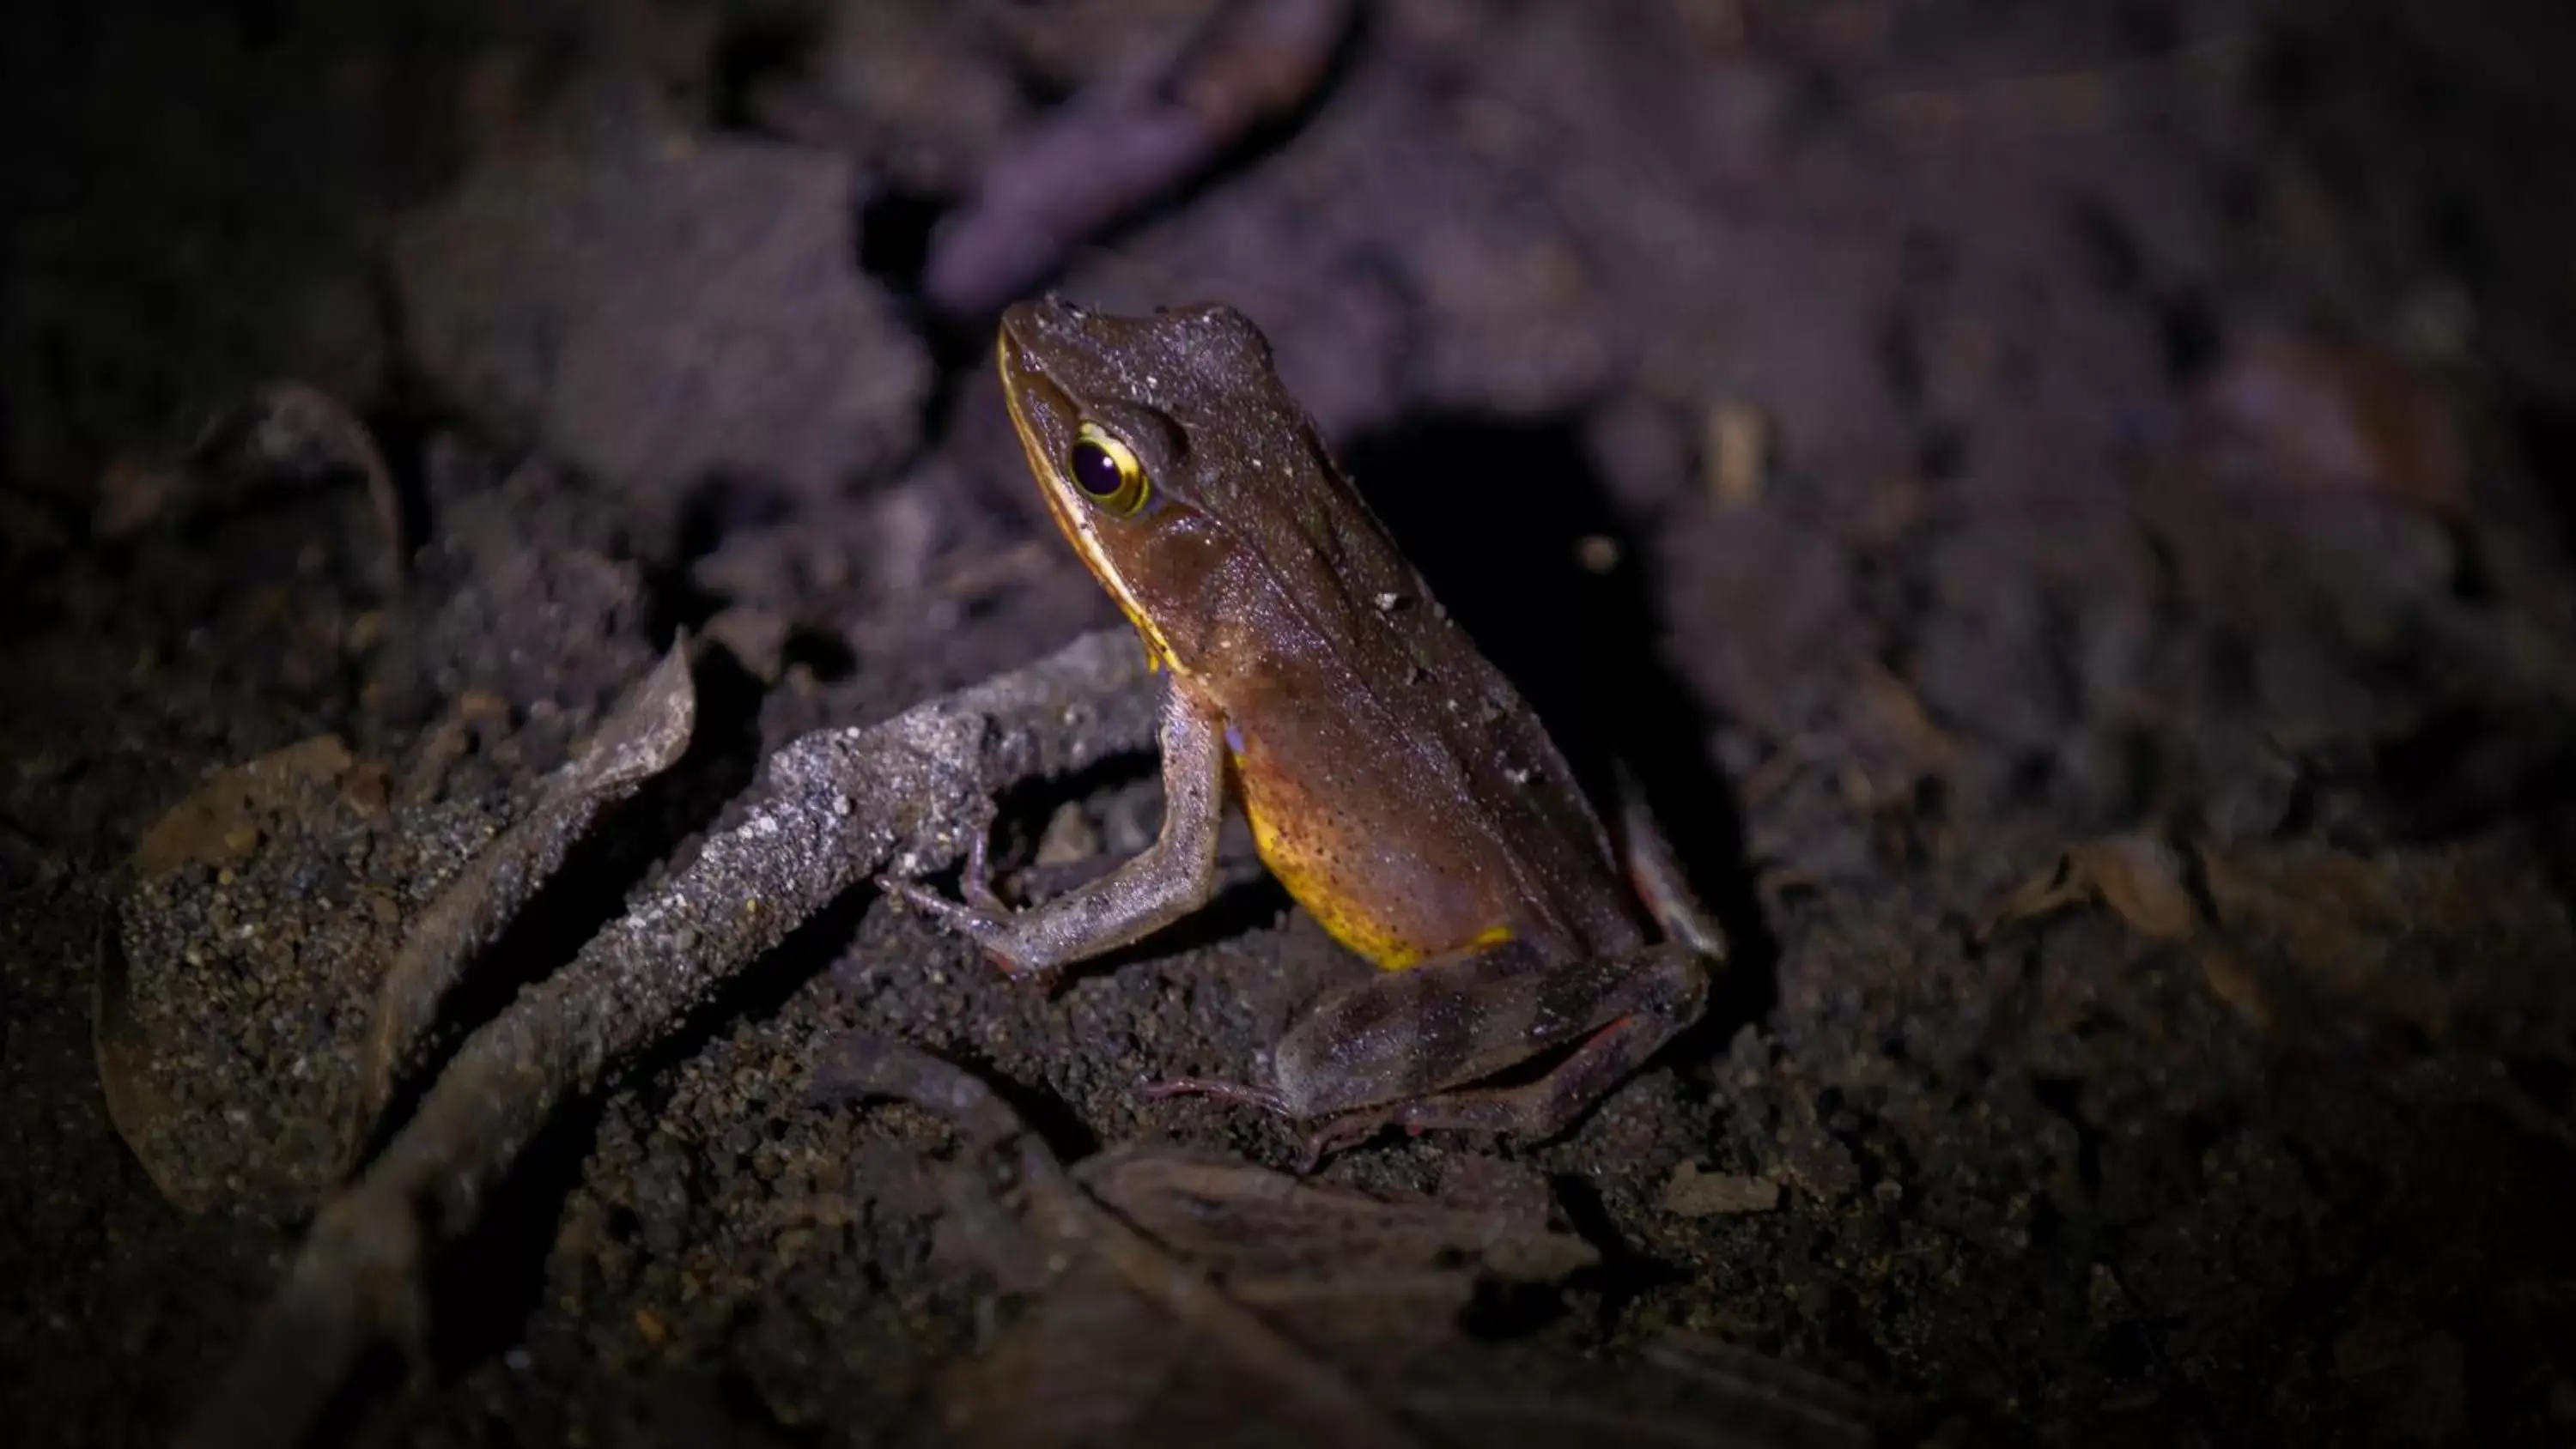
(7, 1), (2576, 1444)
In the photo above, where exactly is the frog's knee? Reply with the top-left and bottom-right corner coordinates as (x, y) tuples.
(1651, 945), (1712, 1020)
(1266, 1028), (1341, 1119)
(1267, 1016), (1405, 1121)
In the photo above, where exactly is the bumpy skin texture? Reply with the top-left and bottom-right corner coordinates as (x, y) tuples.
(890, 296), (1716, 1153)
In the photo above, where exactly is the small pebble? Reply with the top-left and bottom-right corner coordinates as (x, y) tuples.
(1662, 1162), (1781, 1216)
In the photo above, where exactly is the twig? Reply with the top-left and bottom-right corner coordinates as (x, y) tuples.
(350, 637), (697, 1160)
(179, 629), (1158, 1449)
(816, 1035), (1422, 1449)
(923, 0), (1358, 315)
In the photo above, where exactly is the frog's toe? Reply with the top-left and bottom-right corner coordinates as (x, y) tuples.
(1297, 1111), (1397, 1170)
(982, 944), (1065, 988)
(879, 877), (1018, 954)
(876, 876), (971, 924)
(957, 828), (1013, 915)
(1143, 1076), (1291, 1114)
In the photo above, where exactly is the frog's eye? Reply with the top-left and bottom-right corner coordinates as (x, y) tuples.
(1066, 422), (1150, 515)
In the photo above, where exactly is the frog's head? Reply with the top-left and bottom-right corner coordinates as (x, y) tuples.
(996, 295), (1343, 670)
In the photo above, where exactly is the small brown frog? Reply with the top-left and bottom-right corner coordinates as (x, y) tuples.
(890, 297), (1722, 1160)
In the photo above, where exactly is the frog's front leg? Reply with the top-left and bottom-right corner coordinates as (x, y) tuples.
(1159, 939), (1710, 1161)
(883, 679), (1227, 981)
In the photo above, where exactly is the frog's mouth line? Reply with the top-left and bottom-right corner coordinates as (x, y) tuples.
(996, 330), (1185, 677)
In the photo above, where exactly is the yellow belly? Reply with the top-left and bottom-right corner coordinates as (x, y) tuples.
(1237, 757), (1513, 971)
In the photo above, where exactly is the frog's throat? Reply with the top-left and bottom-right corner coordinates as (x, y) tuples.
(999, 337), (1183, 676)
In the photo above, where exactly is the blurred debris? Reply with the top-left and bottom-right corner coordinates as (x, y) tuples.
(820, 1038), (1421, 1449)
(1081, 1149), (1599, 1302)
(1374, 1339), (1875, 1449)
(744, 3), (1027, 193)
(2330, 1321), (2468, 1443)
(177, 630), (1157, 1449)
(396, 688), (515, 807)
(2389, 284), (2477, 367)
(1672, 0), (1749, 58)
(823, 1037), (1868, 1449)
(1034, 798), (1105, 868)
(924, 0), (1358, 315)
(1851, 662), (1956, 780)
(1987, 828), (2576, 1047)
(2196, 945), (2271, 1027)
(1988, 834), (2199, 945)
(94, 382), (406, 586)
(1705, 398), (1770, 508)
(0, 815), (65, 894)
(1870, 33), (2251, 143)
(396, 139), (927, 504)
(703, 605), (792, 683)
(2190, 841), (2543, 1038)
(2193, 332), (2467, 512)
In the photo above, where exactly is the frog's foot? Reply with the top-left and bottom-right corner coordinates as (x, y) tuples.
(1346, 1011), (1677, 1149)
(877, 885), (1066, 991)
(878, 690), (1230, 985)
(879, 801), (1012, 911)
(1293, 1112), (1405, 1173)
(1287, 1003), (1703, 1169)
(1142, 1076), (1292, 1114)
(954, 818), (1013, 916)
(877, 802), (1070, 979)
(1148, 1076), (1374, 1173)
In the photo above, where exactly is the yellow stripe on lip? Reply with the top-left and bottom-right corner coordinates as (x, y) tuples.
(996, 330), (1186, 676)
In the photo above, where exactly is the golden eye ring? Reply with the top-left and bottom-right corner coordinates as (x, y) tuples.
(1066, 422), (1150, 515)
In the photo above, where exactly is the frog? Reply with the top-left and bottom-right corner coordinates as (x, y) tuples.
(887, 295), (1723, 1161)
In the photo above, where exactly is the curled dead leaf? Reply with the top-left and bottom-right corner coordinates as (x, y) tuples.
(2195, 332), (2464, 513)
(1988, 834), (2198, 943)
(2188, 842), (2541, 1037)
(101, 642), (691, 1216)
(131, 736), (355, 878)
(106, 732), (464, 1216)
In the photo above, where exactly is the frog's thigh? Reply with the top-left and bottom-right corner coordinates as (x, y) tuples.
(1269, 941), (1709, 1124)
(958, 680), (1230, 971)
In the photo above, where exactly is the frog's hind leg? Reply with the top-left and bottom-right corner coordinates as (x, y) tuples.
(1274, 940), (1709, 1163)
(1150, 955), (1529, 1126)
(1610, 760), (1728, 961)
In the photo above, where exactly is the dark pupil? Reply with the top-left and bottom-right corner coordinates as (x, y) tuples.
(1069, 440), (1125, 498)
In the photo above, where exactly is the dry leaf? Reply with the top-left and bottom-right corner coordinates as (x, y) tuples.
(2196, 332), (2464, 512)
(1988, 834), (2197, 943)
(131, 736), (355, 878)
